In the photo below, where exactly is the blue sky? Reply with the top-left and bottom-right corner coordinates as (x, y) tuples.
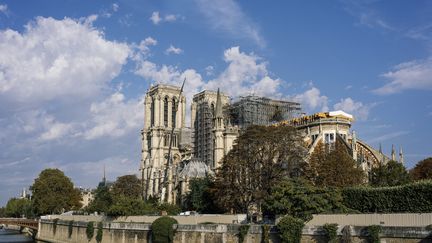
(0, 0), (431, 205)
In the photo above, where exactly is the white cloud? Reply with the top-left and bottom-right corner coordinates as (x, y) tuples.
(112, 3), (119, 12)
(205, 46), (279, 97)
(0, 16), (130, 103)
(292, 85), (329, 112)
(194, 0), (265, 47)
(165, 45), (183, 55)
(333, 97), (372, 121)
(83, 92), (143, 140)
(205, 65), (214, 76)
(374, 58), (432, 94)
(150, 11), (180, 25)
(0, 4), (7, 15)
(132, 37), (157, 61)
(150, 11), (162, 25)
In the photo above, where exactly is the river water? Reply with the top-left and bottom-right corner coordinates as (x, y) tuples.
(0, 228), (35, 243)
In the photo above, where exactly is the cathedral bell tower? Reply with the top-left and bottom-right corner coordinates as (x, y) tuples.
(213, 89), (225, 168)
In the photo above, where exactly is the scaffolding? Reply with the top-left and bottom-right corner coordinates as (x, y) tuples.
(229, 95), (302, 128)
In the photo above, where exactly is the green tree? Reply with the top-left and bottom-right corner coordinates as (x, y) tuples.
(111, 174), (142, 200)
(86, 184), (113, 214)
(276, 216), (304, 243)
(31, 168), (82, 215)
(306, 141), (364, 188)
(151, 216), (178, 243)
(0, 207), (5, 217)
(370, 160), (411, 187)
(212, 125), (306, 214)
(184, 176), (221, 213)
(410, 157), (432, 181)
(263, 178), (347, 221)
(108, 197), (157, 217)
(4, 198), (32, 218)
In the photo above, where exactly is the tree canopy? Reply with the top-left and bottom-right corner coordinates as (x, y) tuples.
(212, 125), (306, 214)
(31, 168), (82, 215)
(183, 176), (221, 213)
(263, 178), (347, 221)
(370, 160), (411, 187)
(4, 198), (32, 218)
(111, 174), (142, 200)
(305, 141), (364, 188)
(410, 157), (432, 181)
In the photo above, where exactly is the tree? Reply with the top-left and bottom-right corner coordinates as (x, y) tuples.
(107, 197), (157, 217)
(4, 198), (32, 218)
(111, 174), (142, 200)
(263, 178), (347, 221)
(31, 168), (82, 215)
(212, 125), (306, 214)
(86, 184), (113, 214)
(370, 160), (411, 187)
(410, 157), (432, 181)
(183, 176), (221, 213)
(305, 141), (364, 188)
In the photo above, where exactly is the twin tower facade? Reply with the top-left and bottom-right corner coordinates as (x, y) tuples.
(140, 84), (237, 203)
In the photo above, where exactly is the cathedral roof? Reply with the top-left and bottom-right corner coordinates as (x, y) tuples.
(178, 159), (214, 179)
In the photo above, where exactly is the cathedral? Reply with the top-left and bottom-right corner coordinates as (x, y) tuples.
(140, 84), (402, 204)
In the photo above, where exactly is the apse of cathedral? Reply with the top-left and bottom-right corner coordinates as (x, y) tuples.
(140, 84), (403, 204)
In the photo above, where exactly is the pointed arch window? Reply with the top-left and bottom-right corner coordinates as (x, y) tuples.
(172, 98), (177, 128)
(164, 97), (168, 127)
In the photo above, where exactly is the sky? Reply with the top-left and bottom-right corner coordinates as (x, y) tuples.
(0, 0), (431, 206)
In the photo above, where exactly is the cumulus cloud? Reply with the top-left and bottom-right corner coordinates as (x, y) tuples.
(131, 37), (157, 61)
(333, 97), (372, 121)
(165, 45), (183, 55)
(374, 58), (432, 94)
(149, 11), (180, 25)
(205, 46), (279, 97)
(83, 92), (143, 140)
(194, 0), (265, 47)
(292, 85), (329, 112)
(0, 16), (130, 103)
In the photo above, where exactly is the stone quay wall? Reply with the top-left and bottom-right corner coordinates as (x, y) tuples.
(36, 219), (432, 243)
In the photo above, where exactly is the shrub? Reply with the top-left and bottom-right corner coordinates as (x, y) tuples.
(238, 225), (250, 243)
(322, 223), (338, 243)
(96, 222), (103, 243)
(342, 180), (432, 213)
(341, 225), (352, 243)
(151, 216), (178, 243)
(52, 218), (59, 235)
(367, 225), (381, 243)
(157, 203), (181, 215)
(262, 224), (270, 243)
(277, 216), (304, 243)
(86, 221), (94, 241)
(68, 220), (74, 238)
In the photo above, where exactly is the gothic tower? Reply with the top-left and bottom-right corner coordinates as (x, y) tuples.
(141, 84), (186, 201)
(213, 89), (225, 168)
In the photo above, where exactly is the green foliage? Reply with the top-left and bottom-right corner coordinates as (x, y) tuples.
(276, 216), (304, 243)
(86, 184), (113, 214)
(157, 203), (181, 215)
(341, 225), (352, 243)
(262, 224), (270, 243)
(111, 174), (142, 200)
(68, 220), (74, 238)
(151, 216), (178, 243)
(322, 223), (338, 243)
(411, 157), (432, 181)
(213, 125), (306, 213)
(4, 198), (32, 218)
(31, 168), (82, 215)
(52, 218), (59, 235)
(96, 222), (103, 243)
(184, 176), (221, 213)
(370, 160), (411, 187)
(238, 225), (250, 243)
(342, 180), (432, 213)
(0, 207), (5, 217)
(263, 178), (348, 221)
(86, 221), (94, 241)
(367, 225), (381, 243)
(305, 141), (364, 188)
(108, 197), (158, 217)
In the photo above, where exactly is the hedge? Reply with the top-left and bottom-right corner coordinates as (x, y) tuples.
(151, 216), (178, 243)
(342, 180), (432, 213)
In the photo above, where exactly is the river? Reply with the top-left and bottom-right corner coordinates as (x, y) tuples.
(0, 228), (36, 243)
